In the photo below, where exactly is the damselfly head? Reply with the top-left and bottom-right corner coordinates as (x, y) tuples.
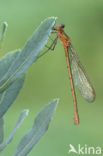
(59, 24), (65, 28)
(52, 24), (65, 31)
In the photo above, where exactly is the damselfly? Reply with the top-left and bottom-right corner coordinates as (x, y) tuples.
(39, 24), (96, 125)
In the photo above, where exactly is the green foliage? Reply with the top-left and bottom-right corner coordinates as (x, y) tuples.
(0, 73), (25, 118)
(0, 17), (56, 92)
(0, 118), (4, 144)
(0, 17), (58, 156)
(0, 110), (29, 151)
(14, 99), (59, 156)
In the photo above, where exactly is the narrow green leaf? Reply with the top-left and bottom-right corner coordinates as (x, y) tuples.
(0, 73), (25, 118)
(0, 118), (4, 144)
(0, 17), (56, 92)
(0, 50), (20, 81)
(14, 99), (59, 156)
(0, 22), (8, 42)
(0, 94), (4, 144)
(0, 110), (29, 151)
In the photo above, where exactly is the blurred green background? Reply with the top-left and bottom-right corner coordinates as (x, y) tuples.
(0, 0), (103, 155)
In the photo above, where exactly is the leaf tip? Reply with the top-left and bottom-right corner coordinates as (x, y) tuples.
(50, 98), (59, 111)
(3, 21), (8, 28)
(53, 98), (59, 104)
(23, 109), (29, 116)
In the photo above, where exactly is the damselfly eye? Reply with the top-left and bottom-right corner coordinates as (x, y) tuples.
(60, 24), (65, 28)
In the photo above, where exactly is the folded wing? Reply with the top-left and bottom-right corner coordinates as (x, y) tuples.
(68, 44), (96, 102)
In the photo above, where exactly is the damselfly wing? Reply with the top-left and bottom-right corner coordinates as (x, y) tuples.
(68, 44), (95, 102)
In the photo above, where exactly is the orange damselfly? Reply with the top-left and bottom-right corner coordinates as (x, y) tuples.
(39, 24), (96, 125)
